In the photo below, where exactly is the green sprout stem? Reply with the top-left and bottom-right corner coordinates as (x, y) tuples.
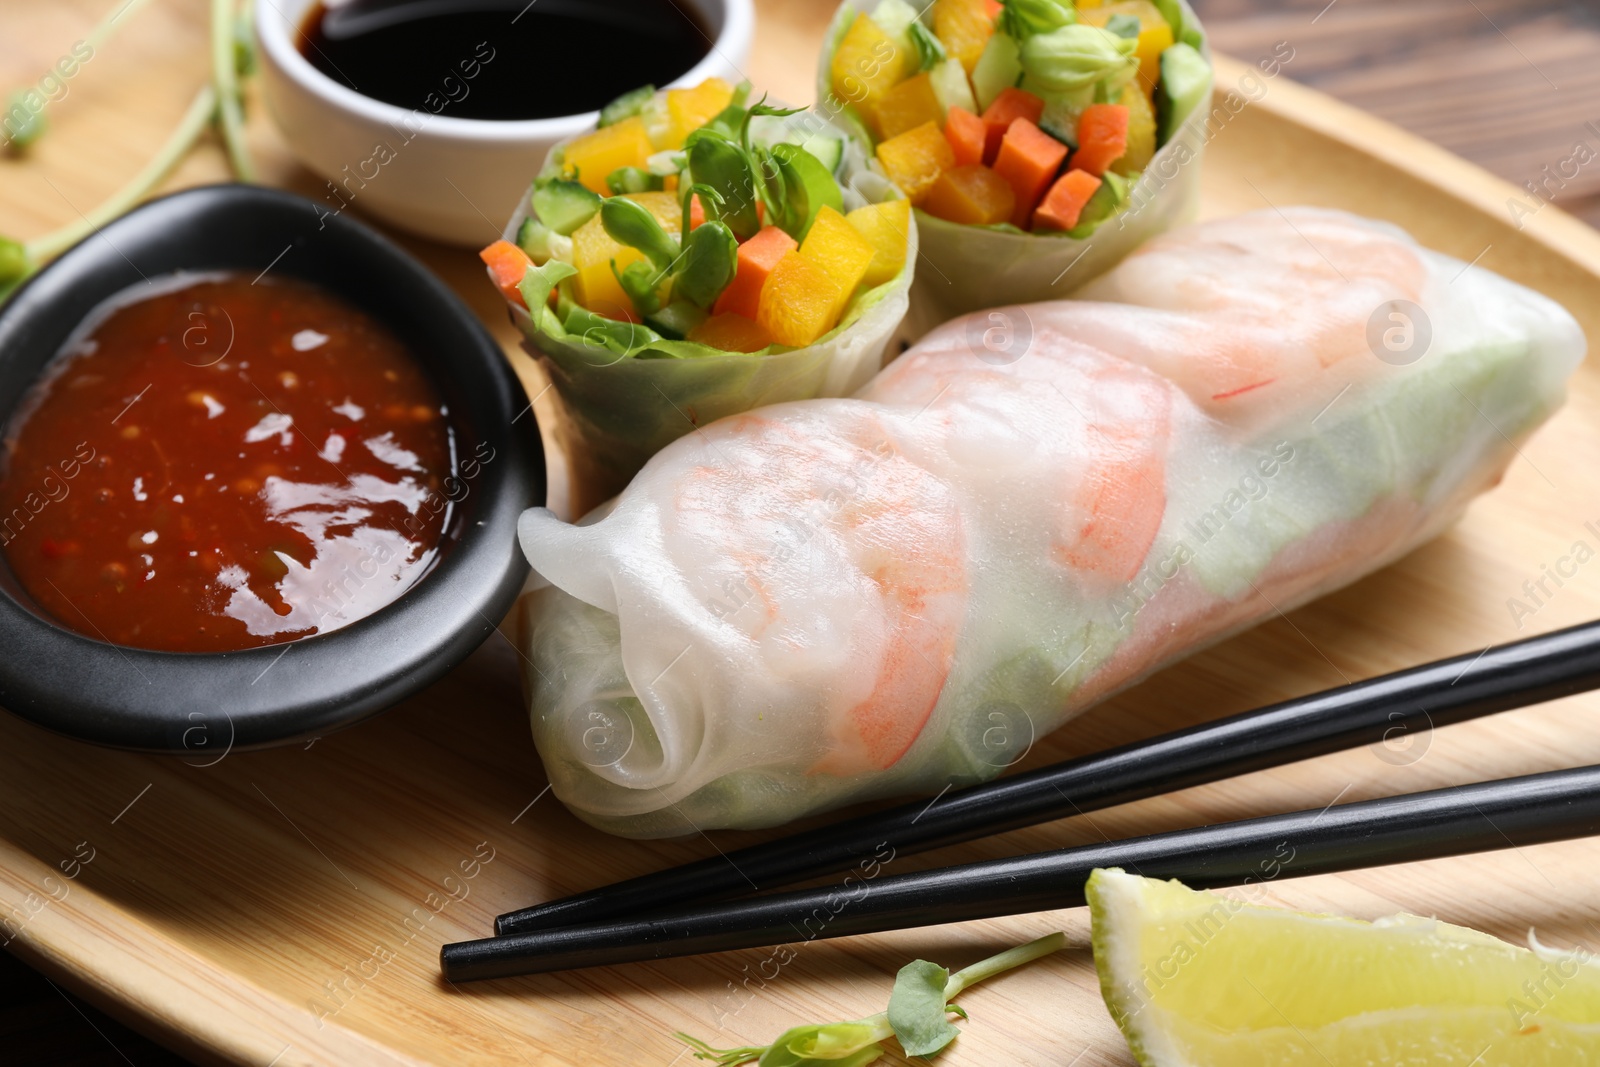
(24, 84), (216, 264)
(677, 932), (1066, 1065)
(4, 0), (157, 153)
(944, 931), (1066, 998)
(83, 0), (158, 55)
(211, 0), (255, 180)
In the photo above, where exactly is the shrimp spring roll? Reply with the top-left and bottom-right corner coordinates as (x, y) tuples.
(482, 79), (915, 513)
(818, 0), (1211, 323)
(517, 208), (1584, 837)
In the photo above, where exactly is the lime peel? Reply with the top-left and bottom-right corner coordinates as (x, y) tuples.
(1087, 867), (1600, 1066)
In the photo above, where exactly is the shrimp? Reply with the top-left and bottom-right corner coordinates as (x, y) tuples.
(668, 405), (970, 778)
(864, 321), (1175, 586)
(1054, 361), (1173, 583)
(1074, 207), (1429, 413)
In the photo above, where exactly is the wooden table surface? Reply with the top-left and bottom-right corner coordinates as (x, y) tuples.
(2, 0), (1599, 1063)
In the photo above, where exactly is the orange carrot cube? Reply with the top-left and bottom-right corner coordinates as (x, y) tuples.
(875, 120), (957, 205)
(713, 225), (798, 321)
(687, 313), (773, 353)
(980, 87), (1045, 165)
(921, 164), (1016, 226)
(991, 118), (1068, 228)
(690, 194), (764, 231)
(1073, 103), (1130, 177)
(944, 106), (987, 167)
(479, 240), (534, 307)
(1032, 169), (1103, 231)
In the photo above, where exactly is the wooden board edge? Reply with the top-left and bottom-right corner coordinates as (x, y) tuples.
(0, 840), (428, 1067)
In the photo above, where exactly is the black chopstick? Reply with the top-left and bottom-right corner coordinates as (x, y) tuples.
(494, 619), (1600, 937)
(443, 762), (1600, 979)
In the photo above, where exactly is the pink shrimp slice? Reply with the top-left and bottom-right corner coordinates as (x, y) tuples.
(812, 457), (968, 776)
(1074, 208), (1430, 411)
(671, 408), (969, 778)
(1055, 363), (1173, 583)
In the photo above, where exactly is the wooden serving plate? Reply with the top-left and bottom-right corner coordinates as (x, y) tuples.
(3, 3), (1600, 1064)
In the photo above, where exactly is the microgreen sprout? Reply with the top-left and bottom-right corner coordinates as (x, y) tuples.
(212, 0), (256, 180)
(1, 0), (258, 304)
(676, 932), (1065, 1066)
(2, 0), (157, 156)
(583, 86), (848, 320)
(0, 84), (218, 303)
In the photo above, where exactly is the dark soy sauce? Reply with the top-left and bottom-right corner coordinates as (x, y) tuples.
(299, 0), (713, 120)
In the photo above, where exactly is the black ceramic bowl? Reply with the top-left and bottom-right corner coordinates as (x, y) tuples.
(0, 184), (543, 751)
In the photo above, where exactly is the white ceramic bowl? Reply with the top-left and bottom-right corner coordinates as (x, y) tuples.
(256, 0), (755, 246)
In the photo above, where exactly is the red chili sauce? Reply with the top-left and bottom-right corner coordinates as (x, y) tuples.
(0, 274), (454, 653)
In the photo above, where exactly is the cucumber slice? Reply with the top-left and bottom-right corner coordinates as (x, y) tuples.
(1038, 98), (1081, 149)
(531, 178), (602, 236)
(972, 33), (1023, 111)
(929, 57), (977, 117)
(748, 116), (844, 175)
(803, 134), (844, 174)
(647, 150), (687, 177)
(515, 218), (573, 264)
(606, 167), (664, 195)
(1066, 170), (1129, 238)
(644, 301), (709, 341)
(1156, 43), (1211, 145)
(869, 0), (920, 47)
(598, 85), (654, 128)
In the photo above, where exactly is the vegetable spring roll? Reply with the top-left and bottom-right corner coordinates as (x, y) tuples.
(483, 79), (916, 513)
(818, 0), (1211, 322)
(517, 208), (1584, 837)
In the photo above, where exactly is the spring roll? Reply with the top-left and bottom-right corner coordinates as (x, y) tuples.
(517, 208), (1584, 837)
(483, 79), (916, 513)
(818, 0), (1212, 324)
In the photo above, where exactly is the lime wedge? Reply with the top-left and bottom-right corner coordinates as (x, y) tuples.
(1087, 868), (1600, 1065)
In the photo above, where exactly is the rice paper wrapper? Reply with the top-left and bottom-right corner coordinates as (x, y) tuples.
(516, 208), (1585, 837)
(818, 0), (1212, 329)
(503, 116), (916, 515)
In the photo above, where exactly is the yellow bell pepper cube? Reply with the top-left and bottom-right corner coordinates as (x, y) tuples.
(799, 205), (876, 321)
(845, 199), (911, 289)
(569, 192), (682, 319)
(875, 120), (956, 205)
(663, 78), (735, 150)
(562, 116), (654, 194)
(1112, 82), (1157, 175)
(758, 251), (845, 348)
(1082, 1), (1174, 93)
(874, 71), (946, 141)
(830, 14), (913, 124)
(932, 0), (998, 74)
